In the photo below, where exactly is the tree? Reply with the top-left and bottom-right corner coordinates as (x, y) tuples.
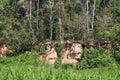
(91, 0), (96, 31)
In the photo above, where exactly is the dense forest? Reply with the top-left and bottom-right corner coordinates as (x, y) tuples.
(0, 0), (120, 79)
(0, 0), (119, 53)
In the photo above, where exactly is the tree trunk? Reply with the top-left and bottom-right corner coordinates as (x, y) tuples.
(37, 0), (40, 33)
(49, 0), (54, 42)
(28, 0), (36, 39)
(59, 12), (62, 42)
(86, 0), (89, 31)
(91, 0), (96, 30)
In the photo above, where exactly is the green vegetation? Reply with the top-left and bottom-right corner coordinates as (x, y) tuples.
(0, 51), (120, 80)
(0, 0), (119, 53)
(0, 0), (120, 80)
(76, 48), (115, 69)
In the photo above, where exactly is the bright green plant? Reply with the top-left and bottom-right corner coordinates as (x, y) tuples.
(76, 48), (115, 70)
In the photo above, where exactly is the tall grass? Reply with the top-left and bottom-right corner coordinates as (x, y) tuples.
(0, 64), (120, 80)
(0, 51), (120, 80)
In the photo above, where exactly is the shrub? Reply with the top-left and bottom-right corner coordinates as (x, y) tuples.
(113, 49), (120, 64)
(39, 44), (46, 55)
(54, 58), (75, 69)
(76, 48), (115, 70)
(0, 51), (42, 66)
(110, 24), (120, 64)
(54, 58), (62, 68)
(55, 42), (65, 57)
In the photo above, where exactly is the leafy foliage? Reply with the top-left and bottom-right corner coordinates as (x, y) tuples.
(0, 0), (120, 53)
(0, 0), (120, 72)
(0, 51), (120, 80)
(76, 48), (115, 69)
(55, 42), (65, 57)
